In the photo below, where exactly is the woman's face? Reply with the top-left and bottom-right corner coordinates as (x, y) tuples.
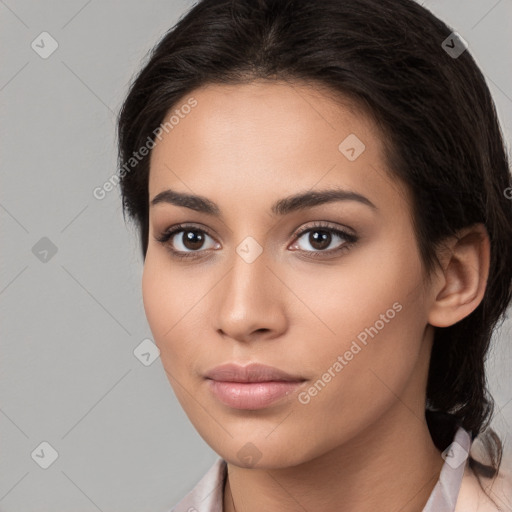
(143, 80), (436, 468)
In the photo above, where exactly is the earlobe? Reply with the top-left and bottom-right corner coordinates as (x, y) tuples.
(427, 223), (490, 328)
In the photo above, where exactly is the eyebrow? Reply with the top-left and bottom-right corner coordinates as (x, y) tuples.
(149, 186), (377, 216)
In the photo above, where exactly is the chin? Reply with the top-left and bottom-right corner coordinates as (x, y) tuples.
(204, 431), (317, 469)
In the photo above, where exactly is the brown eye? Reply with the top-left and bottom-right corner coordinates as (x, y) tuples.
(155, 224), (218, 258)
(180, 229), (207, 251)
(307, 230), (332, 251)
(294, 226), (354, 253)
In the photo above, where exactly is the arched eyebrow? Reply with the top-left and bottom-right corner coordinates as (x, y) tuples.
(149, 187), (377, 217)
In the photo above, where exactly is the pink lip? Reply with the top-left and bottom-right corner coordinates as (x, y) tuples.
(204, 363), (306, 410)
(205, 362), (304, 382)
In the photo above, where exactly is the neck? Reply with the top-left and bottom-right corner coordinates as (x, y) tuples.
(223, 403), (444, 512)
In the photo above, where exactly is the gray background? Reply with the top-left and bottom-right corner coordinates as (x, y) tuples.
(1, 1), (511, 511)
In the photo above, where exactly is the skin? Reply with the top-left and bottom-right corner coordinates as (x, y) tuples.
(143, 80), (490, 512)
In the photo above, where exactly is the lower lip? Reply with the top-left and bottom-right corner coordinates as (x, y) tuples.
(207, 379), (304, 410)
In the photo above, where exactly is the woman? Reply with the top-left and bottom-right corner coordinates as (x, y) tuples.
(116, 0), (512, 510)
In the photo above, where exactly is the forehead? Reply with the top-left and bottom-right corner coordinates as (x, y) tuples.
(147, 80), (408, 213)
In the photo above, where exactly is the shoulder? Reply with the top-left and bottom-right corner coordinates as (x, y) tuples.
(455, 461), (512, 512)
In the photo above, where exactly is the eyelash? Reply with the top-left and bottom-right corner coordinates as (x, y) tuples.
(154, 221), (358, 261)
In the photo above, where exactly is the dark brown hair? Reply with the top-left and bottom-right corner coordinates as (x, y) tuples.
(116, 0), (512, 495)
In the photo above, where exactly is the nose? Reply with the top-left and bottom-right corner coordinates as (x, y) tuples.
(214, 241), (288, 344)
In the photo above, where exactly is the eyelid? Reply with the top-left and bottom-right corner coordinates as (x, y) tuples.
(154, 222), (214, 241)
(290, 220), (356, 241)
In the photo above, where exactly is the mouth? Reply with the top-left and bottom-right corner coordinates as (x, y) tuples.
(204, 362), (307, 410)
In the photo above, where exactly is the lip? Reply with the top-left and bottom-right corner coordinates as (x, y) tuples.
(204, 362), (304, 382)
(204, 363), (306, 410)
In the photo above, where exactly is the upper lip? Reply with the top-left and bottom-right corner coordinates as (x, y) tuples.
(204, 363), (305, 383)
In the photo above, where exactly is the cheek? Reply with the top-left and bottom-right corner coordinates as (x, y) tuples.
(142, 251), (191, 339)
(305, 250), (423, 344)
(293, 303), (426, 455)
(142, 260), (204, 414)
(299, 252), (427, 420)
(316, 225), (423, 324)
(141, 258), (183, 363)
(141, 256), (207, 375)
(141, 259), (167, 340)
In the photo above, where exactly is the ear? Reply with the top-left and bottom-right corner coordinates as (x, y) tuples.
(427, 223), (490, 328)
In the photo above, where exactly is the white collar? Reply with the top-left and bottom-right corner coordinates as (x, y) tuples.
(423, 426), (472, 512)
